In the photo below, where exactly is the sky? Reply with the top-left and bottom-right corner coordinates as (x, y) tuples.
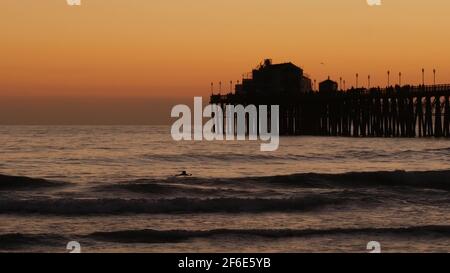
(1, 0), (450, 124)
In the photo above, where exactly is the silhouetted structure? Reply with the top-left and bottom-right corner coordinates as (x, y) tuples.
(235, 59), (312, 95)
(319, 77), (338, 94)
(211, 60), (450, 137)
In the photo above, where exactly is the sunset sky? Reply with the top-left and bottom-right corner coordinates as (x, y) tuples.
(1, 0), (450, 123)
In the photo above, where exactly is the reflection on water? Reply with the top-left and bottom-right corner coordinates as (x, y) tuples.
(1, 125), (450, 182)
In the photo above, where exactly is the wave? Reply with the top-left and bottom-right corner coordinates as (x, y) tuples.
(420, 147), (450, 153)
(101, 181), (239, 194)
(0, 233), (66, 249)
(250, 170), (450, 190)
(94, 168), (450, 194)
(3, 169), (450, 193)
(1, 170), (449, 216)
(0, 193), (368, 215)
(3, 225), (449, 248)
(104, 170), (450, 193)
(142, 146), (450, 163)
(88, 225), (450, 244)
(98, 180), (264, 197)
(0, 174), (68, 191)
(144, 153), (282, 162)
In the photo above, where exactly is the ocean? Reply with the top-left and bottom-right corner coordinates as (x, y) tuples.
(0, 125), (449, 253)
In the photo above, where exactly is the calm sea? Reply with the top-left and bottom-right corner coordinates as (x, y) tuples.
(0, 126), (449, 252)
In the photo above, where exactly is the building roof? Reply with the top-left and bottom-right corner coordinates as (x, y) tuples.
(320, 77), (337, 85)
(266, 62), (301, 70)
(257, 59), (302, 71)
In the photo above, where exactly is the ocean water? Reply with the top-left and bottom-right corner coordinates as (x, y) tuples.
(0, 125), (449, 253)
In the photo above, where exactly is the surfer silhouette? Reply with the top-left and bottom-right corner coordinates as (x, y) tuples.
(176, 171), (192, 177)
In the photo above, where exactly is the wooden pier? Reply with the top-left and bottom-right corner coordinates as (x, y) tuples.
(210, 84), (450, 137)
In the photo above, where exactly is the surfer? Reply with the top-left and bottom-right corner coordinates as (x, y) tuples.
(176, 171), (192, 177)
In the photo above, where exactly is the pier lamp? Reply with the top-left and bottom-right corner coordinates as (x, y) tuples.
(399, 72), (402, 86)
(433, 69), (436, 85)
(211, 82), (214, 94)
(368, 75), (371, 89)
(340, 77), (342, 91)
(356, 73), (359, 88)
(387, 70), (390, 87)
(422, 68), (425, 86)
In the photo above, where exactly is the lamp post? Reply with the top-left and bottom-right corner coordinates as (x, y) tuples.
(211, 82), (214, 95)
(340, 77), (342, 91)
(368, 75), (371, 89)
(356, 73), (359, 89)
(422, 68), (425, 86)
(387, 70), (390, 87)
(433, 69), (436, 85)
(219, 81), (222, 94)
(399, 72), (402, 86)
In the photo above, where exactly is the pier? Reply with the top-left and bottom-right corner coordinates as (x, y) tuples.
(210, 60), (450, 137)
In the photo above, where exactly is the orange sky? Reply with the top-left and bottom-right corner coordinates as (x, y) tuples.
(1, 0), (450, 99)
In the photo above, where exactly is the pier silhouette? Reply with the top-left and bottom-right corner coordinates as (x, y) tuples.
(210, 60), (450, 137)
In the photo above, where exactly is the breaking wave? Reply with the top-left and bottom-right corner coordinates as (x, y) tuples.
(0, 233), (66, 249)
(250, 170), (450, 190)
(4, 225), (449, 249)
(0, 193), (370, 215)
(105, 169), (450, 192)
(89, 225), (450, 244)
(0, 174), (68, 191)
(1, 170), (449, 215)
